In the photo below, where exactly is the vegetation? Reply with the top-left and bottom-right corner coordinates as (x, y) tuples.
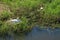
(0, 0), (60, 34)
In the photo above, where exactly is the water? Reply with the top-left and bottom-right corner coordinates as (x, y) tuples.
(0, 27), (60, 40)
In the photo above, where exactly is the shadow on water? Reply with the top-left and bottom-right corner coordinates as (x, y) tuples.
(0, 26), (60, 40)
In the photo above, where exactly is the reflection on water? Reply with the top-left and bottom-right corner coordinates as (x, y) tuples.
(0, 27), (60, 40)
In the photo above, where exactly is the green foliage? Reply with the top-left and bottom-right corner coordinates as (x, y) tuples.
(0, 17), (31, 35)
(0, 10), (12, 21)
(0, 0), (60, 35)
(0, 21), (3, 26)
(40, 0), (60, 27)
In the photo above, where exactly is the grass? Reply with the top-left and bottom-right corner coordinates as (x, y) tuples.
(0, 0), (60, 35)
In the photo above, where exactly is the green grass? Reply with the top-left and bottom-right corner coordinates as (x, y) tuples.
(0, 0), (60, 34)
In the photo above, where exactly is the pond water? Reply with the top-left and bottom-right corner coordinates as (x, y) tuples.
(0, 26), (60, 40)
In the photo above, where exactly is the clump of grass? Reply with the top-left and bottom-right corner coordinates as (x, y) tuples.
(41, 0), (60, 27)
(0, 3), (12, 21)
(0, 10), (12, 21)
(0, 17), (32, 35)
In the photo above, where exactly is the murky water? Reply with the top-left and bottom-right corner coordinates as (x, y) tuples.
(0, 27), (60, 40)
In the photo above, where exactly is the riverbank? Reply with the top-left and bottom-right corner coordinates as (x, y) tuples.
(0, 0), (60, 35)
(0, 26), (60, 40)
